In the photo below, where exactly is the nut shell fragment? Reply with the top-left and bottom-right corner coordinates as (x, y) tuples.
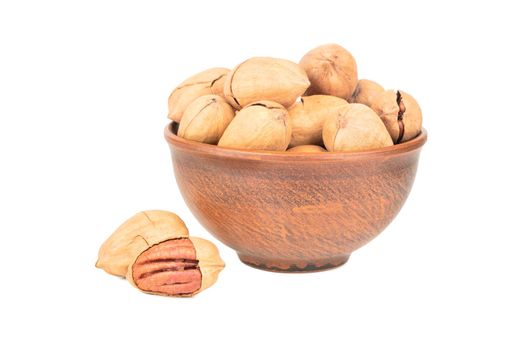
(96, 210), (189, 277)
(218, 100), (292, 151)
(168, 68), (229, 122)
(190, 237), (225, 294)
(323, 103), (393, 151)
(223, 57), (310, 109)
(299, 44), (358, 100)
(288, 95), (348, 147)
(178, 94), (235, 144)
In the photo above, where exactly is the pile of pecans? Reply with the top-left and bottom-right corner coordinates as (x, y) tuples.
(168, 44), (423, 152)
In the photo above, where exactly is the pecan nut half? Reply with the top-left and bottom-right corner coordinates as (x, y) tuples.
(127, 237), (225, 297)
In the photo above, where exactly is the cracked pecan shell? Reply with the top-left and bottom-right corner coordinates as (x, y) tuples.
(288, 95), (348, 147)
(370, 90), (423, 143)
(223, 57), (310, 109)
(96, 210), (189, 277)
(218, 100), (291, 151)
(168, 68), (229, 122)
(177, 94), (235, 144)
(322, 103), (393, 151)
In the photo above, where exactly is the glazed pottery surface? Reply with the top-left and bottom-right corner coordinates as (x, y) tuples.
(165, 123), (427, 272)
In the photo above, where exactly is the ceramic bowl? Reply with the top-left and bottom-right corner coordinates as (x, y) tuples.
(165, 122), (427, 272)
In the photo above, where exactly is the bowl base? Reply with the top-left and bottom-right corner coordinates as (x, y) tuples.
(238, 254), (350, 273)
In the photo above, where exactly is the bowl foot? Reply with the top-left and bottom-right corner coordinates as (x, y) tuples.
(238, 254), (350, 273)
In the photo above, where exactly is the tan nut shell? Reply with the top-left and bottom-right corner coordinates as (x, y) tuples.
(126, 236), (225, 297)
(177, 94), (235, 144)
(168, 68), (229, 122)
(223, 57), (310, 109)
(287, 145), (327, 153)
(299, 44), (358, 100)
(323, 103), (393, 152)
(370, 90), (423, 143)
(288, 95), (349, 147)
(96, 210), (189, 277)
(218, 100), (292, 151)
(188, 237), (225, 294)
(350, 79), (385, 107)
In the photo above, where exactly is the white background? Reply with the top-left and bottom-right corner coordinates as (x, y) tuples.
(1, 0), (523, 348)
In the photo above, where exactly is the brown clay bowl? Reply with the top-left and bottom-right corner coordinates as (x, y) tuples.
(165, 122), (427, 272)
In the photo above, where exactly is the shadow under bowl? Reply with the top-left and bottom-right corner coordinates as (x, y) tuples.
(165, 123), (427, 272)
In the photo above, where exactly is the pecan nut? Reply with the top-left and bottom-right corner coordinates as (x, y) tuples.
(96, 210), (189, 277)
(177, 94), (235, 144)
(370, 90), (423, 143)
(168, 67), (229, 122)
(223, 57), (310, 109)
(299, 44), (358, 100)
(218, 100), (292, 151)
(288, 95), (348, 147)
(127, 237), (225, 297)
(350, 79), (385, 107)
(322, 103), (393, 151)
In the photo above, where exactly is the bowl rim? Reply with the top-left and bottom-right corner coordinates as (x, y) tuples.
(165, 122), (427, 162)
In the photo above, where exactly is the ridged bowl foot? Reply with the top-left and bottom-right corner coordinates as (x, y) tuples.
(238, 254), (350, 273)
